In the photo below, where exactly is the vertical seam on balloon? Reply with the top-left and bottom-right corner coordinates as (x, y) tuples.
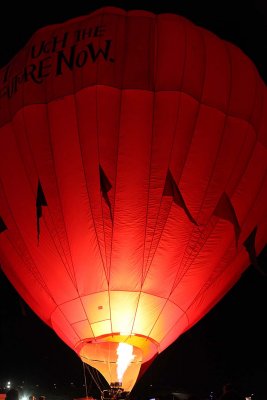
(141, 13), (162, 284)
(129, 15), (158, 337)
(108, 12), (130, 334)
(141, 94), (180, 284)
(71, 12), (120, 294)
(141, 14), (167, 282)
(108, 14), (125, 335)
(166, 23), (208, 297)
(63, 21), (100, 295)
(95, 10), (113, 337)
(160, 36), (204, 297)
(140, 17), (157, 287)
(142, 17), (187, 284)
(43, 101), (80, 292)
(106, 12), (128, 336)
(70, 12), (111, 337)
(95, 11), (110, 282)
(71, 91), (109, 334)
(106, 12), (123, 337)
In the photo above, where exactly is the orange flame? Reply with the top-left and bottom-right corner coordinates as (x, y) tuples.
(116, 343), (135, 383)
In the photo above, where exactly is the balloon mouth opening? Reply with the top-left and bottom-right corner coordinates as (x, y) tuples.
(76, 332), (159, 361)
(76, 333), (158, 392)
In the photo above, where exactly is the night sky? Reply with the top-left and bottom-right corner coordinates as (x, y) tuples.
(0, 2), (267, 400)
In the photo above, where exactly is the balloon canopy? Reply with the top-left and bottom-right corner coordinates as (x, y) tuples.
(0, 7), (266, 394)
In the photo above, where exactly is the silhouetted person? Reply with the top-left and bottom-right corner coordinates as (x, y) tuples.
(6, 389), (19, 400)
(218, 383), (242, 400)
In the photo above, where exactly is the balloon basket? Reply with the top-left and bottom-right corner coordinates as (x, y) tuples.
(101, 383), (129, 400)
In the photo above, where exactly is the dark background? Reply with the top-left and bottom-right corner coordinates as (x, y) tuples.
(0, 1), (267, 400)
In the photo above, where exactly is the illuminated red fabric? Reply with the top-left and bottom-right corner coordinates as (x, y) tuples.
(0, 7), (266, 391)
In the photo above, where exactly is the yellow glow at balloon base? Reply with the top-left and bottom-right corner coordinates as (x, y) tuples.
(79, 340), (143, 392)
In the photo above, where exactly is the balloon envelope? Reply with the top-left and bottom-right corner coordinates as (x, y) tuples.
(0, 7), (267, 392)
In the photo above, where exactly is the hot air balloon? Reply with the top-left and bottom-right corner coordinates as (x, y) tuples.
(0, 6), (266, 397)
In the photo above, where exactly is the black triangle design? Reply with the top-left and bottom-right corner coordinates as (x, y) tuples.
(213, 192), (240, 245)
(0, 216), (7, 233)
(163, 169), (197, 225)
(36, 179), (48, 243)
(99, 165), (112, 220)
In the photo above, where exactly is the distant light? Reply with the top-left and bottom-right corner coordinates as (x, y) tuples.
(21, 395), (28, 400)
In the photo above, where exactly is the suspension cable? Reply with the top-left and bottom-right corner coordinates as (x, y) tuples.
(82, 362), (89, 398)
(85, 364), (105, 394)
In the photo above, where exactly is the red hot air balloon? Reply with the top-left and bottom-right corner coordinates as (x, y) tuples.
(0, 7), (266, 395)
